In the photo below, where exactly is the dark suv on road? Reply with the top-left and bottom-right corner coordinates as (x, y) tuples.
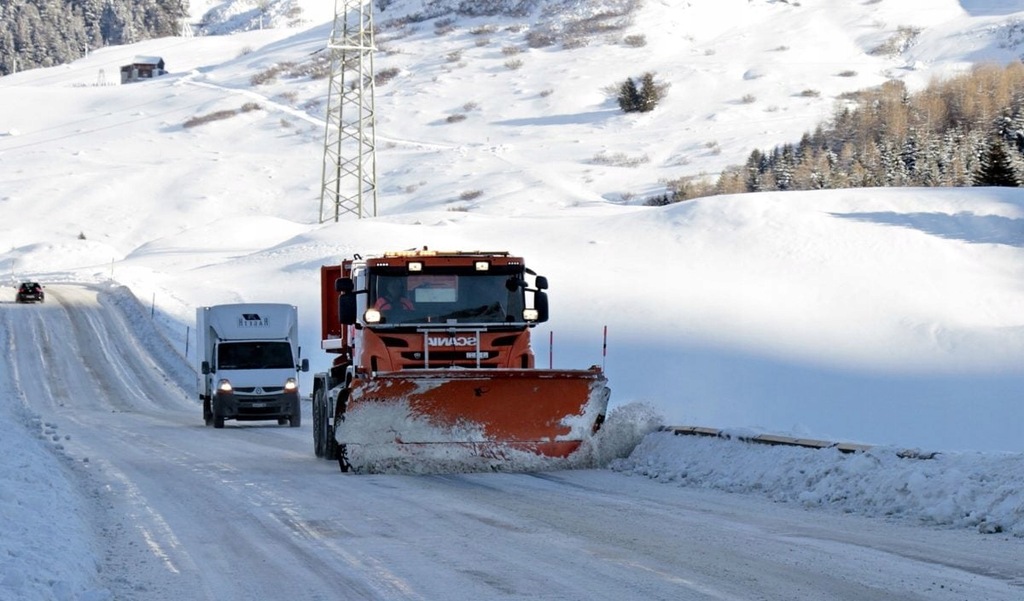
(16, 282), (44, 303)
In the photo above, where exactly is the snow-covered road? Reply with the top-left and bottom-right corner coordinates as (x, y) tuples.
(5, 285), (1023, 600)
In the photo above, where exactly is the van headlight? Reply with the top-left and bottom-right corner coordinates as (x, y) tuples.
(217, 379), (233, 393)
(284, 378), (298, 392)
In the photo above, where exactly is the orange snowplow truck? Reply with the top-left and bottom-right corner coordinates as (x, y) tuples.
(311, 249), (610, 473)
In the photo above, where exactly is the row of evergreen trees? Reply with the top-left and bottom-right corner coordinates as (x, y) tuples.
(658, 62), (1024, 204)
(0, 0), (186, 76)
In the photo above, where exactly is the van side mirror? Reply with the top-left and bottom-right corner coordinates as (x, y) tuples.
(300, 358), (309, 373)
(201, 360), (211, 375)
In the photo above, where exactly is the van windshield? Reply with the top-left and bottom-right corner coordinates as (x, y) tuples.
(217, 342), (294, 370)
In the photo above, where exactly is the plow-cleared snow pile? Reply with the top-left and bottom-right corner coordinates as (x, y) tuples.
(310, 249), (615, 474)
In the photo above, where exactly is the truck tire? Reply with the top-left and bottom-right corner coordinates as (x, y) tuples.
(312, 389), (325, 457)
(324, 388), (346, 461)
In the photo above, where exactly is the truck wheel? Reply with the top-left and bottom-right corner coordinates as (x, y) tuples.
(324, 388), (346, 461)
(312, 389), (325, 457)
(203, 398), (213, 427)
(324, 425), (338, 460)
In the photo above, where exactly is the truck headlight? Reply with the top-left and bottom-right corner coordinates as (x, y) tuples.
(217, 379), (233, 393)
(364, 308), (382, 323)
(284, 378), (298, 392)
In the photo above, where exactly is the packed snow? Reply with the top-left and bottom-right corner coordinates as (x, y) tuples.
(2, 1), (1024, 600)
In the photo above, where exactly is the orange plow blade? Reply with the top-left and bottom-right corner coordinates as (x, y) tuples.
(335, 368), (610, 473)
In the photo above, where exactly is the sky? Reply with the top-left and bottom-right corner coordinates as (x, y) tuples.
(2, 1), (1024, 599)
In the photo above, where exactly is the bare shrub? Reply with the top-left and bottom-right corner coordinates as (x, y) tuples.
(590, 152), (650, 167)
(375, 66), (401, 85)
(799, 89), (822, 98)
(250, 68), (278, 86)
(277, 91), (298, 104)
(562, 35), (589, 49)
(446, 113), (468, 123)
(501, 45), (521, 56)
(526, 31), (556, 48)
(504, 58), (524, 70)
(434, 18), (456, 35)
(446, 50), (463, 63)
(470, 24), (496, 35)
(837, 70), (858, 78)
(539, 89), (553, 97)
(183, 109), (237, 128)
(740, 94), (757, 104)
(240, 102), (262, 112)
(459, 190), (483, 201)
(462, 101), (479, 111)
(869, 26), (922, 56)
(623, 34), (647, 48)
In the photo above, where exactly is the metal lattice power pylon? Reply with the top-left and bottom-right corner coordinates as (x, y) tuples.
(319, 0), (377, 222)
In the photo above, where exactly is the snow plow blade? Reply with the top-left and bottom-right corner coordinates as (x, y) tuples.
(335, 368), (610, 473)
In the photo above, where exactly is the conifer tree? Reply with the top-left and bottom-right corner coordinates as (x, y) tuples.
(973, 138), (1020, 186)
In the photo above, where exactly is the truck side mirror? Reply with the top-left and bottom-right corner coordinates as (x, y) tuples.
(534, 290), (549, 323)
(201, 360), (211, 375)
(300, 358), (309, 373)
(535, 275), (549, 290)
(339, 294), (357, 325)
(337, 277), (357, 324)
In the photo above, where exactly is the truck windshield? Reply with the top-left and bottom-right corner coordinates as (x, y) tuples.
(370, 271), (526, 325)
(217, 342), (294, 370)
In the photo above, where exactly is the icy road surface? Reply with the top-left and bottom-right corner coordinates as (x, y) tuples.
(5, 285), (1023, 600)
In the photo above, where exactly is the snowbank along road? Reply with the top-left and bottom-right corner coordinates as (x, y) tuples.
(4, 284), (1023, 600)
